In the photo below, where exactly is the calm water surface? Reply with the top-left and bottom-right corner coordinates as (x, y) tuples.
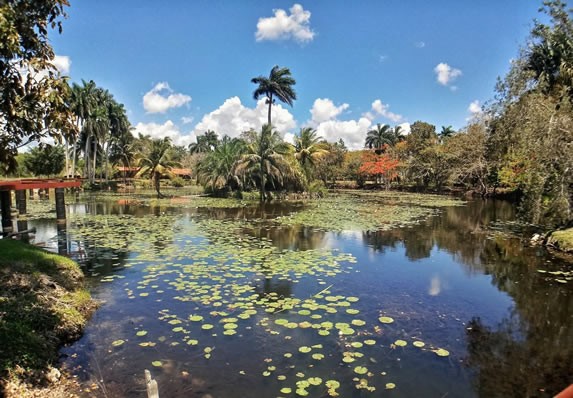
(26, 194), (573, 397)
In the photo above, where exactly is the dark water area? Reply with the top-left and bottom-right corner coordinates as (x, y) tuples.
(22, 195), (573, 397)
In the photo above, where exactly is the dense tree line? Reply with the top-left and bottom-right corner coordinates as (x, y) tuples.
(1, 0), (571, 226)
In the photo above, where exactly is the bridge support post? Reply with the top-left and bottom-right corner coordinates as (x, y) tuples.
(55, 188), (66, 222)
(1, 191), (13, 235)
(16, 190), (27, 215)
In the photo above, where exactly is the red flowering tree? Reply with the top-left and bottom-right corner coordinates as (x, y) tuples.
(358, 151), (400, 188)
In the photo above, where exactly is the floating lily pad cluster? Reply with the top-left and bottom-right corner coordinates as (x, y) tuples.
(275, 191), (462, 232)
(63, 192), (456, 396)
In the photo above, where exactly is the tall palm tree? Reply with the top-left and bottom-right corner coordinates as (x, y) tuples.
(294, 127), (329, 182)
(235, 124), (297, 201)
(252, 65), (297, 126)
(365, 123), (394, 153)
(104, 100), (130, 181)
(197, 136), (245, 194)
(136, 137), (179, 198)
(69, 80), (97, 177)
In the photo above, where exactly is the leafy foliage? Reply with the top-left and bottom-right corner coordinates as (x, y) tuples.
(23, 144), (65, 177)
(0, 0), (76, 172)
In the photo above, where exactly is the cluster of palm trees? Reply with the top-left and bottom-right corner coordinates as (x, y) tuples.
(66, 80), (131, 183)
(195, 124), (330, 200)
(365, 124), (405, 153)
(192, 66), (338, 200)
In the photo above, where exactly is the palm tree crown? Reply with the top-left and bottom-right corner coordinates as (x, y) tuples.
(235, 124), (297, 201)
(136, 137), (179, 198)
(251, 65), (296, 126)
(294, 127), (328, 181)
(365, 123), (395, 153)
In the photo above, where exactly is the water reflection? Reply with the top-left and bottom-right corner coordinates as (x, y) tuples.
(21, 195), (573, 397)
(360, 200), (573, 397)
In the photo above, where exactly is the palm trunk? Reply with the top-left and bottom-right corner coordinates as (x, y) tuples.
(267, 93), (273, 127)
(84, 132), (91, 181)
(71, 117), (81, 179)
(260, 160), (266, 202)
(154, 171), (163, 198)
(92, 139), (98, 184)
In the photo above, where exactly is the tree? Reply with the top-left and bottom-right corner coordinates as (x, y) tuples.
(136, 137), (180, 198)
(365, 123), (394, 153)
(252, 65), (297, 126)
(197, 136), (245, 195)
(439, 125), (456, 142)
(69, 80), (97, 177)
(294, 127), (329, 182)
(190, 130), (219, 154)
(0, 0), (76, 173)
(314, 140), (347, 187)
(235, 124), (300, 201)
(358, 152), (400, 188)
(23, 145), (65, 177)
(447, 123), (490, 196)
(486, 1), (573, 226)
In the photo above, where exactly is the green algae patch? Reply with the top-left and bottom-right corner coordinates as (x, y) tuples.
(275, 191), (464, 232)
(0, 239), (96, 395)
(547, 228), (573, 253)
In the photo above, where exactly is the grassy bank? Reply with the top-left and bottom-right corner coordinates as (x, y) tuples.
(0, 239), (96, 397)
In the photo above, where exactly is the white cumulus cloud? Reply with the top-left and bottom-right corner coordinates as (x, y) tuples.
(255, 4), (315, 43)
(133, 120), (196, 147)
(52, 55), (71, 74)
(434, 63), (462, 86)
(363, 99), (403, 123)
(396, 122), (411, 136)
(315, 117), (372, 150)
(468, 100), (482, 114)
(143, 82), (191, 114)
(192, 96), (296, 138)
(309, 98), (349, 125)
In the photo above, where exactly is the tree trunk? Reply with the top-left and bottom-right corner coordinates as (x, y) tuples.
(260, 160), (266, 202)
(71, 117), (81, 178)
(154, 172), (163, 198)
(84, 134), (91, 181)
(64, 139), (70, 178)
(92, 139), (98, 184)
(267, 93), (273, 127)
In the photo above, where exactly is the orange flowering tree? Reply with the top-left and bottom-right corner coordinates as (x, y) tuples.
(358, 151), (400, 188)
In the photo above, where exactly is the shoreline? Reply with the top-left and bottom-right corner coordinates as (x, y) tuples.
(0, 239), (97, 397)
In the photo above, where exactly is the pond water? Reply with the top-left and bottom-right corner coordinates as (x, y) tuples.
(24, 192), (573, 397)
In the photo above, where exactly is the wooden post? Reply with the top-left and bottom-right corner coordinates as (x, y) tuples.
(55, 188), (66, 222)
(1, 190), (13, 235)
(17, 220), (30, 243)
(29, 189), (34, 199)
(56, 222), (67, 255)
(16, 190), (27, 215)
(145, 369), (159, 398)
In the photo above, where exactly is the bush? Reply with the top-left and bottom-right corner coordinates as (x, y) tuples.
(308, 181), (328, 198)
(171, 177), (185, 187)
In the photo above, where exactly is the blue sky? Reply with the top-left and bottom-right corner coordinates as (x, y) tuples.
(50, 1), (542, 149)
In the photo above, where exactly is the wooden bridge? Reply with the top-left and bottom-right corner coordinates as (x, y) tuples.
(0, 178), (81, 236)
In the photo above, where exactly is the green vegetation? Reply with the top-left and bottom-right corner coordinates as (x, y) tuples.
(1, 1), (572, 228)
(547, 228), (573, 252)
(0, 239), (95, 394)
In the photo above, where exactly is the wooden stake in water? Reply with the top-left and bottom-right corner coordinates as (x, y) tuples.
(145, 369), (159, 398)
